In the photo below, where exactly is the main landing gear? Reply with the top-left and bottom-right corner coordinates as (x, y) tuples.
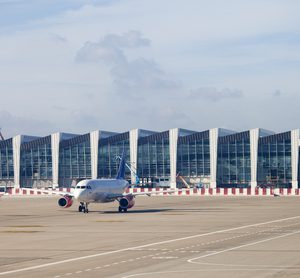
(79, 202), (89, 213)
(118, 206), (127, 213)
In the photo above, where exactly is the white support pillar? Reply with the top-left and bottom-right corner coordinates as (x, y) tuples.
(129, 129), (139, 184)
(169, 128), (179, 189)
(51, 132), (61, 188)
(13, 135), (22, 188)
(291, 129), (299, 189)
(90, 130), (100, 179)
(209, 128), (219, 188)
(250, 128), (259, 190)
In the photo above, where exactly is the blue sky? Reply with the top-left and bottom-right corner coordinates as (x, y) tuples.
(0, 0), (300, 137)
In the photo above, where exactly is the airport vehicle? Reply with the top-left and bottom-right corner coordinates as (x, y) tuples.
(38, 153), (175, 213)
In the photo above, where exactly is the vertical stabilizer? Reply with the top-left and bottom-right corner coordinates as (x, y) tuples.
(116, 151), (126, 180)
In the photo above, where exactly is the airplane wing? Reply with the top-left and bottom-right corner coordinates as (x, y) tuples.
(28, 188), (74, 197)
(107, 189), (177, 200)
(126, 189), (177, 197)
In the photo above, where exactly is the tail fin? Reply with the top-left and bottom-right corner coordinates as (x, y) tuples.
(116, 151), (126, 180)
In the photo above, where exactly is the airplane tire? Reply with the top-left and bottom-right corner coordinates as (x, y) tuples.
(123, 208), (127, 213)
(78, 205), (83, 212)
(118, 206), (122, 213)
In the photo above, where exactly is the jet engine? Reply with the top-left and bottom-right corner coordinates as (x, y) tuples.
(119, 196), (135, 209)
(58, 195), (73, 208)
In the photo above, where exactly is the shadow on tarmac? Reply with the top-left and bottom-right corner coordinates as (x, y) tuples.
(99, 207), (229, 214)
(102, 208), (171, 214)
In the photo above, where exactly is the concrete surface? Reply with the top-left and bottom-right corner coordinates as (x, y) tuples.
(0, 196), (300, 278)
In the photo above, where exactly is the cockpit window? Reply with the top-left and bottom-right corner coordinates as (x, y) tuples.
(76, 185), (89, 189)
(87, 185), (92, 189)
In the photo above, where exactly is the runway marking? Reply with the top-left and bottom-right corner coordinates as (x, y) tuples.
(65, 223), (300, 277)
(188, 229), (300, 264)
(122, 266), (300, 278)
(152, 256), (178, 259)
(56, 222), (300, 278)
(1, 215), (300, 276)
(192, 261), (300, 269)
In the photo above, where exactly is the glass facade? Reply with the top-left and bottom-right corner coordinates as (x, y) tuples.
(1, 128), (300, 189)
(137, 131), (170, 186)
(0, 139), (14, 185)
(98, 132), (130, 179)
(217, 131), (251, 188)
(20, 136), (52, 188)
(59, 133), (91, 187)
(177, 130), (210, 186)
(257, 132), (292, 188)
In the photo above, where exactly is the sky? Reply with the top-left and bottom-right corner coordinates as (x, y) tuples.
(0, 0), (300, 138)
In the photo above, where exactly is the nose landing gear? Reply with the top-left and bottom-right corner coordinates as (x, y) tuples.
(79, 202), (89, 213)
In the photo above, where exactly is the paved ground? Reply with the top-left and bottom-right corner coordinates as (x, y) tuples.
(0, 195), (300, 278)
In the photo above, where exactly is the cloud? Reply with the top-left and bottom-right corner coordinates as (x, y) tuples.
(76, 30), (180, 99)
(273, 89), (282, 97)
(0, 110), (56, 138)
(76, 39), (126, 64)
(76, 30), (149, 64)
(190, 87), (244, 102)
(49, 33), (67, 43)
(111, 58), (179, 99)
(124, 105), (194, 130)
(100, 31), (150, 48)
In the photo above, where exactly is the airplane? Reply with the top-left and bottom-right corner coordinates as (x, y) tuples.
(37, 153), (175, 213)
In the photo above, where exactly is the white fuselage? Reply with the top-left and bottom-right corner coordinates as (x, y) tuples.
(73, 179), (129, 203)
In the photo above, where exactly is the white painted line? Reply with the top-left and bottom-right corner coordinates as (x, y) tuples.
(190, 261), (300, 269)
(152, 256), (178, 259)
(121, 267), (300, 278)
(188, 229), (300, 264)
(1, 215), (300, 276)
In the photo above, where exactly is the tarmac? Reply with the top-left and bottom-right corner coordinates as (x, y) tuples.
(0, 195), (300, 278)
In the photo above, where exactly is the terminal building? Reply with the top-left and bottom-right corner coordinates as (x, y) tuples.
(0, 128), (299, 189)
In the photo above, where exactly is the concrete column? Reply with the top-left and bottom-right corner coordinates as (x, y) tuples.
(90, 130), (100, 179)
(169, 128), (179, 189)
(291, 129), (299, 189)
(12, 135), (22, 188)
(129, 129), (139, 184)
(250, 128), (259, 189)
(209, 128), (219, 188)
(51, 133), (61, 188)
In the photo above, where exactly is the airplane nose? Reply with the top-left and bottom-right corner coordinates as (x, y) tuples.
(74, 189), (84, 200)
(74, 190), (79, 199)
